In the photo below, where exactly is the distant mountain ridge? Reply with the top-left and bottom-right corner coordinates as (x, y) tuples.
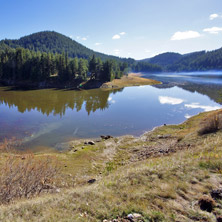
(143, 48), (222, 72)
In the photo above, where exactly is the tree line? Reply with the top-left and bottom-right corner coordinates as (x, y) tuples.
(0, 48), (129, 83)
(0, 47), (162, 85)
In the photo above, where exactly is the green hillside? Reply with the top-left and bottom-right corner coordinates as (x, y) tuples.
(0, 31), (125, 61)
(142, 52), (183, 67)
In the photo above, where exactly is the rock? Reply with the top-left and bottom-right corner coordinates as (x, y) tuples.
(157, 135), (163, 139)
(211, 189), (222, 199)
(157, 134), (171, 139)
(127, 214), (133, 220)
(84, 141), (95, 145)
(100, 135), (113, 140)
(198, 195), (216, 212)
(88, 141), (95, 145)
(132, 213), (142, 219)
(72, 149), (78, 152)
(88, 179), (96, 184)
(127, 213), (142, 220)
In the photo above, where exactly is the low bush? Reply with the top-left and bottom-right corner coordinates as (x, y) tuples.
(0, 154), (59, 204)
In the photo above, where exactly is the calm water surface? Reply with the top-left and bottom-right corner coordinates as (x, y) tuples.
(0, 72), (221, 150)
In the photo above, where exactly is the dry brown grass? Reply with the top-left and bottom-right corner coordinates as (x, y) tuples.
(0, 110), (222, 221)
(102, 73), (161, 89)
(0, 154), (59, 204)
(198, 109), (222, 135)
(0, 140), (60, 204)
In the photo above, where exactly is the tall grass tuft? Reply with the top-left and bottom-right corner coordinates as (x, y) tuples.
(198, 111), (222, 135)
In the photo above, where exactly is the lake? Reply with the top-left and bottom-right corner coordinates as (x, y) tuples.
(0, 72), (221, 151)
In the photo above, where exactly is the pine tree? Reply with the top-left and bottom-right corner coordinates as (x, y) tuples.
(89, 54), (97, 79)
(78, 58), (88, 80)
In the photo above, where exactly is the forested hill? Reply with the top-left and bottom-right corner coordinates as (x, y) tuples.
(0, 31), (125, 61)
(142, 52), (183, 67)
(166, 48), (222, 72)
(145, 47), (222, 72)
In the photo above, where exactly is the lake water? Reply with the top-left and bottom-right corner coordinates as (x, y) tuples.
(0, 72), (221, 151)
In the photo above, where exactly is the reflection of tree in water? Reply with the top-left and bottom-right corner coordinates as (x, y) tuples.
(0, 88), (124, 116)
(152, 80), (222, 105)
(179, 84), (222, 105)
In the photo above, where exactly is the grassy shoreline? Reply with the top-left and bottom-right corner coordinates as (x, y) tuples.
(1, 109), (222, 221)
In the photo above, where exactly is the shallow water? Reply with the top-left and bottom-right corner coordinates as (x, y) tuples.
(0, 72), (221, 150)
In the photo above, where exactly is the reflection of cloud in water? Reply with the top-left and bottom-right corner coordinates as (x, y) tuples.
(108, 96), (116, 104)
(185, 114), (192, 119)
(185, 103), (221, 112)
(159, 96), (184, 105)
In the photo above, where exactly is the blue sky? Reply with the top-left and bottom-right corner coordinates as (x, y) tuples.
(0, 0), (222, 59)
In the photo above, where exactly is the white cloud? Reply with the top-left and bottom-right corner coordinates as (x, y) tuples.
(113, 49), (120, 55)
(108, 97), (116, 103)
(95, 42), (102, 46)
(82, 37), (87, 41)
(112, 34), (121, 40)
(185, 114), (192, 119)
(185, 103), (221, 112)
(209, 13), (219, 20)
(145, 50), (151, 53)
(203, 27), (222, 34)
(119, 32), (126, 35)
(159, 96), (184, 105)
(171, 31), (201, 40)
(76, 36), (80, 39)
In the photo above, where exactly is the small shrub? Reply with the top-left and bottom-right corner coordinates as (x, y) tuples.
(199, 160), (222, 173)
(105, 161), (116, 173)
(149, 211), (165, 222)
(198, 111), (222, 135)
(0, 154), (59, 204)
